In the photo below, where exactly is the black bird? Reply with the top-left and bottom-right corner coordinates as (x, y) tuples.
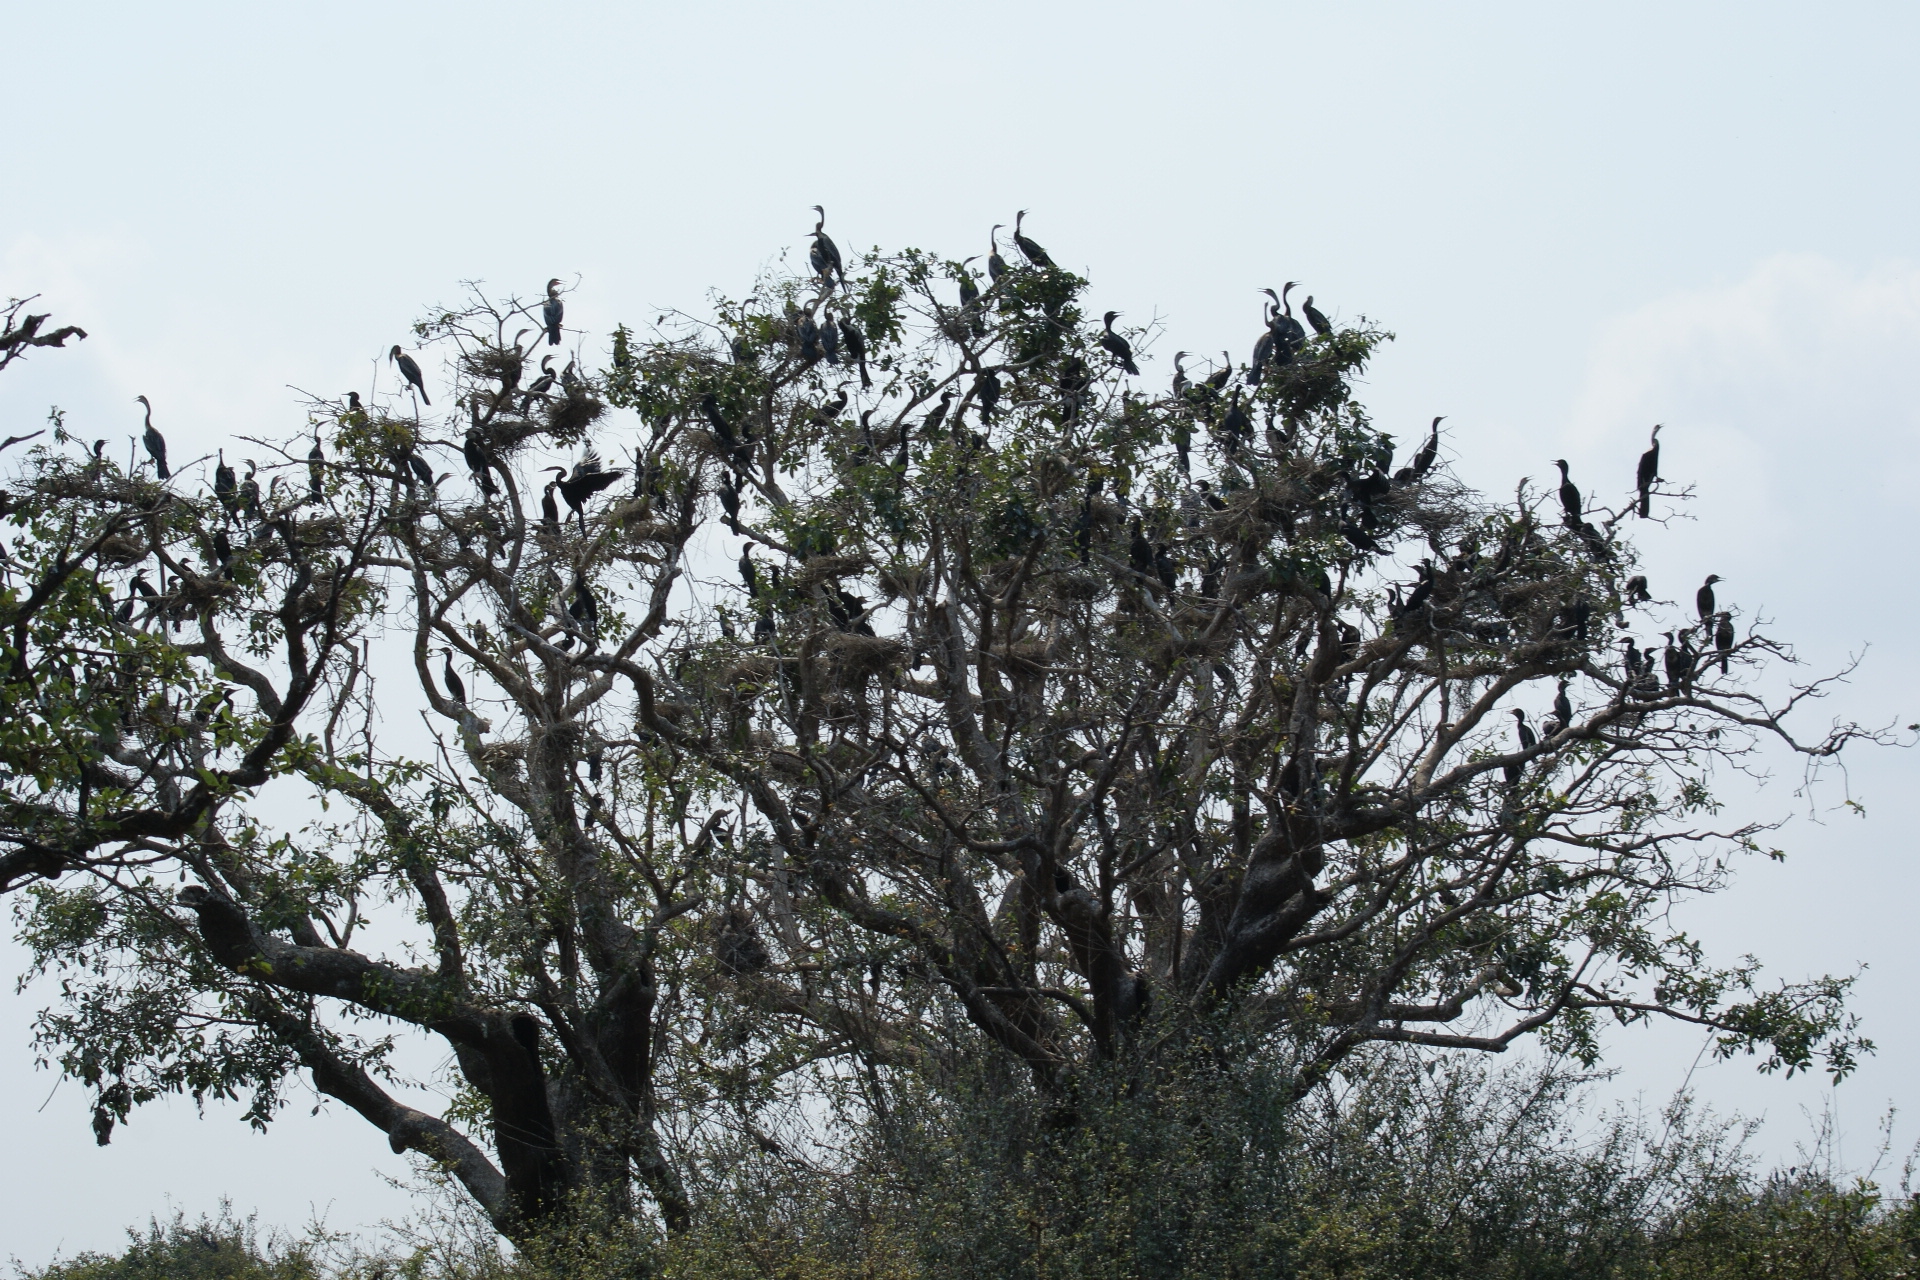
(1270, 283), (1308, 354)
(237, 461), (261, 523)
(1128, 517), (1155, 578)
(1153, 542), (1179, 595)
(829, 589), (873, 635)
(739, 548), (759, 597)
(922, 389), (955, 441)
(1636, 423), (1662, 518)
(1099, 311), (1140, 376)
(1301, 294), (1332, 338)
(820, 310), (842, 363)
(1624, 574), (1651, 605)
(1011, 210), (1054, 269)
(1171, 351), (1190, 400)
(308, 434), (325, 500)
(1696, 574), (1721, 623)
(1248, 311), (1276, 386)
(440, 647), (466, 704)
(548, 455), (625, 527)
(1512, 707), (1537, 750)
(214, 449), (237, 514)
(344, 390), (365, 421)
(809, 205), (845, 287)
(956, 260), (986, 338)
(211, 526), (232, 569)
(542, 279), (564, 346)
(1714, 611), (1735, 675)
(986, 226), (1009, 284)
(1552, 678), (1574, 733)
(974, 369), (1001, 423)
(1197, 479), (1226, 511)
(134, 396), (169, 479)
(1551, 459), (1582, 526)
(390, 345), (431, 405)
(798, 311), (821, 362)
(569, 574), (599, 643)
(91, 438), (107, 461)
(718, 474), (741, 534)
(539, 481), (560, 530)
(1674, 628), (1697, 696)
(840, 316), (871, 389)
(1219, 390), (1252, 450)
(1408, 416), (1443, 480)
(521, 355), (556, 412)
(405, 451), (434, 487)
(1203, 351), (1233, 394)
(1662, 632), (1685, 693)
(463, 431), (498, 496)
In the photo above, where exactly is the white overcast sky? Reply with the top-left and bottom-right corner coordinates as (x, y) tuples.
(5, 1), (1920, 1262)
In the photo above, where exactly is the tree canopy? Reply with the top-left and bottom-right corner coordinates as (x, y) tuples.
(0, 223), (1881, 1246)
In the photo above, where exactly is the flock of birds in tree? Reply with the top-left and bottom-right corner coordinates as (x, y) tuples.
(96, 209), (1731, 752)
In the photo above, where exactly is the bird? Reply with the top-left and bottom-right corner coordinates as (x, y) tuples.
(569, 574), (599, 645)
(1552, 678), (1573, 734)
(809, 206), (845, 286)
(440, 647), (466, 704)
(539, 481), (560, 530)
(1408, 417), (1443, 480)
(718, 474), (741, 534)
(390, 346), (431, 405)
(921, 389), (955, 441)
(1099, 312), (1140, 376)
(1512, 708), (1537, 750)
(1197, 479), (1226, 511)
(548, 456), (625, 527)
(1171, 351), (1190, 400)
(1696, 574), (1721, 623)
(1204, 351), (1233, 394)
(237, 461), (261, 523)
(1128, 517), (1155, 578)
(1636, 424), (1662, 518)
(1248, 305), (1276, 386)
(1270, 283), (1307, 354)
(404, 451), (434, 487)
(1219, 390), (1252, 450)
(1301, 294), (1332, 338)
(307, 434), (325, 500)
(739, 548), (759, 598)
(820, 310), (843, 363)
(542, 279), (564, 346)
(462, 431), (498, 496)
(1714, 611), (1735, 675)
(1011, 210), (1054, 269)
(1674, 628), (1698, 695)
(521, 355), (556, 412)
(134, 396), (169, 479)
(840, 317), (871, 389)
(215, 452), (237, 514)
(1624, 575), (1651, 606)
(1662, 632), (1685, 693)
(1551, 459), (1582, 526)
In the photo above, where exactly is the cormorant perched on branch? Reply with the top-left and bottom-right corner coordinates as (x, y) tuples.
(1011, 210), (1054, 269)
(1171, 351), (1190, 400)
(539, 481), (559, 531)
(1624, 575), (1651, 605)
(1636, 423), (1662, 518)
(1512, 708), (1537, 750)
(1714, 611), (1735, 675)
(1219, 389), (1252, 451)
(1271, 282), (1307, 354)
(1410, 416), (1443, 479)
(1302, 294), (1332, 338)
(986, 226), (1008, 284)
(738, 548), (759, 598)
(521, 355), (556, 413)
(1551, 678), (1574, 736)
(548, 456), (625, 527)
(463, 431), (498, 496)
(1128, 517), (1155, 577)
(440, 647), (466, 704)
(237, 461), (261, 523)
(389, 346), (430, 405)
(1551, 459), (1582, 526)
(1696, 574), (1721, 623)
(134, 396), (169, 479)
(809, 206), (844, 287)
(307, 434), (324, 501)
(1662, 632), (1685, 693)
(718, 473), (741, 534)
(543, 279), (564, 346)
(840, 316), (870, 389)
(921, 389), (955, 441)
(1099, 312), (1140, 375)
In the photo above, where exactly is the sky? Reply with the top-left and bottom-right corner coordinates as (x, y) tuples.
(5, 0), (1920, 1261)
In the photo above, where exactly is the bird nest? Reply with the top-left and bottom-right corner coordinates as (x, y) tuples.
(791, 554), (873, 590)
(460, 344), (526, 389)
(822, 633), (904, 676)
(544, 391), (606, 442)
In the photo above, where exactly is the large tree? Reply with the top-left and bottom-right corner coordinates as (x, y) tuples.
(0, 230), (1878, 1246)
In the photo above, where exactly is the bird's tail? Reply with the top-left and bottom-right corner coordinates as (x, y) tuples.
(1638, 490), (1651, 518)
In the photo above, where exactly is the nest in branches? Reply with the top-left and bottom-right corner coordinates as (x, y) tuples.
(877, 564), (925, 601)
(822, 633), (904, 678)
(792, 554), (872, 590)
(544, 390), (605, 442)
(459, 343), (526, 394)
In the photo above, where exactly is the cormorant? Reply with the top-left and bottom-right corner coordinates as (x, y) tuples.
(1011, 210), (1054, 269)
(539, 481), (560, 530)
(405, 451), (434, 487)
(921, 389), (955, 441)
(1171, 351), (1190, 400)
(1714, 611), (1734, 675)
(1128, 517), (1154, 577)
(1552, 678), (1573, 734)
(543, 279), (564, 346)
(1624, 574), (1651, 605)
(548, 455), (625, 526)
(308, 434), (325, 500)
(1662, 632), (1685, 693)
(1696, 574), (1721, 622)
(739, 548), (759, 597)
(237, 461), (261, 523)
(135, 396), (169, 479)
(1674, 628), (1697, 695)
(214, 449), (237, 514)
(1636, 423), (1661, 518)
(1270, 283), (1307, 354)
(521, 355), (556, 412)
(1220, 390), (1251, 449)
(840, 316), (871, 389)
(809, 206), (844, 287)
(974, 369), (1001, 422)
(1153, 541), (1179, 595)
(798, 311), (821, 362)
(1551, 459), (1582, 526)
(1203, 351), (1232, 394)
(1197, 479), (1226, 511)
(820, 310), (842, 363)
(440, 647), (466, 704)
(390, 345), (431, 405)
(463, 431), (498, 496)
(1302, 294), (1332, 338)
(1512, 708), (1537, 750)
(1409, 416), (1443, 479)
(718, 474), (741, 534)
(569, 574), (599, 642)
(1099, 312), (1140, 375)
